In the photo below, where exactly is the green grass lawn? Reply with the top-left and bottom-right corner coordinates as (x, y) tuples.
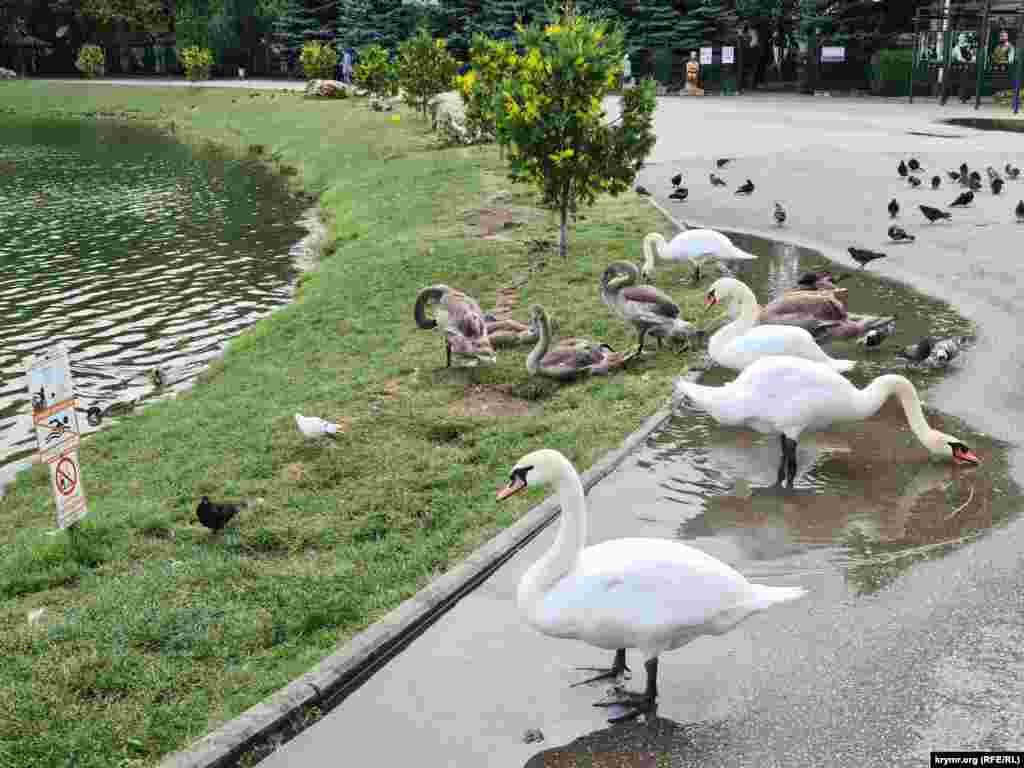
(0, 81), (709, 767)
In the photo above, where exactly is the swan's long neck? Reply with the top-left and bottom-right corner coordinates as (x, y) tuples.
(708, 282), (760, 358)
(642, 234), (665, 274)
(855, 375), (934, 444)
(526, 315), (551, 374)
(516, 466), (587, 618)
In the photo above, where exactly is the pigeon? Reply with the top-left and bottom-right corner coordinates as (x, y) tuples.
(959, 162), (969, 178)
(1017, 200), (1024, 222)
(295, 413), (340, 439)
(716, 158), (733, 168)
(773, 202), (786, 226)
(709, 173), (727, 187)
(857, 321), (895, 349)
(908, 158), (921, 172)
(920, 204), (951, 223)
(735, 179), (755, 195)
(848, 247), (887, 269)
(931, 175), (941, 190)
(888, 198), (900, 218)
(950, 190), (974, 207)
(1006, 164), (1020, 180)
(947, 171), (960, 182)
(888, 225), (915, 243)
(671, 173), (683, 187)
(668, 187), (688, 201)
(992, 177), (1004, 195)
(635, 185), (652, 196)
(898, 336), (935, 362)
(898, 159), (909, 177)
(925, 336), (967, 366)
(196, 496), (243, 531)
(968, 171), (982, 190)
(908, 175), (922, 188)
(969, 178), (982, 191)
(796, 270), (848, 289)
(986, 166), (1001, 182)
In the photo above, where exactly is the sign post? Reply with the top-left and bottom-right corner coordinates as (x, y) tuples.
(27, 344), (89, 530)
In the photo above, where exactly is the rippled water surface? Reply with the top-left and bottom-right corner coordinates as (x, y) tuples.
(0, 117), (309, 492)
(590, 233), (1019, 596)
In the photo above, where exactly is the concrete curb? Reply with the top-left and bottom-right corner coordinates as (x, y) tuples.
(159, 201), (707, 768)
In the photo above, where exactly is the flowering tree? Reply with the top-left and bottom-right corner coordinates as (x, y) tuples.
(455, 33), (521, 144)
(397, 27), (459, 118)
(493, 3), (657, 258)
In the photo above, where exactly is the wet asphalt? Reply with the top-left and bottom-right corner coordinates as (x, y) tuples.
(257, 96), (1024, 766)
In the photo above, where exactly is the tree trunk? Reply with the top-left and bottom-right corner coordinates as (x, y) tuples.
(559, 189), (570, 259)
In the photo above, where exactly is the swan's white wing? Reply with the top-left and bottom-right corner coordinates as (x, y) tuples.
(535, 538), (760, 651)
(721, 325), (837, 370)
(668, 230), (726, 260)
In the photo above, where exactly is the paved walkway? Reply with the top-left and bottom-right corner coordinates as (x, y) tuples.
(258, 93), (1024, 768)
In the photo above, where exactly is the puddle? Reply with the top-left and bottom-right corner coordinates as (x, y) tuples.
(586, 231), (1019, 597)
(941, 117), (1024, 133)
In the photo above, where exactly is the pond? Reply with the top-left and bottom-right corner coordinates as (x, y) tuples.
(595, 232), (1019, 598)
(0, 116), (310, 495)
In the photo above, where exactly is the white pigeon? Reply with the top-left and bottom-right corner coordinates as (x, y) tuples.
(294, 413), (340, 439)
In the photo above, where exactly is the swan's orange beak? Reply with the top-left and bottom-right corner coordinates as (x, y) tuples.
(953, 446), (980, 465)
(496, 476), (527, 501)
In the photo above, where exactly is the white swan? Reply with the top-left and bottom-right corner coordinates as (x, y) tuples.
(673, 355), (981, 487)
(706, 277), (857, 372)
(641, 229), (756, 282)
(497, 448), (808, 722)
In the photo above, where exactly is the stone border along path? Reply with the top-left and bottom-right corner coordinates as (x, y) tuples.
(158, 194), (704, 768)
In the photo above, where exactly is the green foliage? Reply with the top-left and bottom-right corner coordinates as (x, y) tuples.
(354, 43), (398, 98)
(493, 6), (658, 258)
(302, 39), (339, 79)
(676, 0), (731, 51)
(397, 28), (459, 116)
(180, 45), (215, 80)
(632, 0), (682, 51)
(337, 0), (424, 52)
(455, 33), (521, 142)
(175, 0), (212, 49)
(79, 0), (170, 29)
(75, 44), (106, 78)
(272, 0), (320, 60)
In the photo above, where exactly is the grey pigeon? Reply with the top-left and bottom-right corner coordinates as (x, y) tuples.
(1006, 164), (1020, 180)
(947, 170), (961, 182)
(735, 179), (754, 195)
(950, 190), (974, 207)
(848, 247), (887, 269)
(1016, 200), (1024, 222)
(931, 175), (941, 190)
(991, 177), (1004, 195)
(908, 175), (922, 188)
(668, 187), (688, 201)
(857, 320), (896, 349)
(635, 185), (652, 196)
(898, 336), (935, 362)
(888, 225), (915, 243)
(774, 202), (786, 226)
(908, 158), (921, 171)
(898, 159), (908, 177)
(716, 158), (733, 168)
(709, 173), (727, 187)
(919, 204), (951, 223)
(671, 172), (683, 187)
(888, 198), (899, 218)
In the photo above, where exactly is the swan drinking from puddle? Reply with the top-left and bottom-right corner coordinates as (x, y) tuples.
(673, 356), (981, 488)
(497, 448), (808, 722)
(641, 230), (756, 283)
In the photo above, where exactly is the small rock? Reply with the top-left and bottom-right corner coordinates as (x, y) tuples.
(27, 608), (47, 627)
(522, 728), (544, 744)
(0, 67), (18, 80)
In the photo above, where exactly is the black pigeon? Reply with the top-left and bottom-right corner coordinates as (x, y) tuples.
(196, 496), (241, 531)
(950, 190), (974, 207)
(858, 328), (887, 349)
(635, 185), (652, 196)
(931, 175), (941, 190)
(986, 165), (1001, 182)
(716, 158), (732, 168)
(888, 225), (915, 243)
(960, 162), (969, 177)
(898, 159), (908, 177)
(920, 204), (951, 223)
(947, 171), (960, 182)
(735, 179), (755, 195)
(908, 175), (922, 188)
(969, 170), (982, 185)
(1015, 200), (1024, 222)
(848, 247), (887, 269)
(668, 187), (688, 201)
(671, 173), (683, 187)
(898, 336), (935, 362)
(991, 177), (1004, 195)
(908, 158), (921, 171)
(773, 202), (786, 226)
(1006, 164), (1020, 180)
(709, 173), (727, 187)
(797, 270), (847, 288)
(969, 177), (983, 191)
(888, 198), (899, 218)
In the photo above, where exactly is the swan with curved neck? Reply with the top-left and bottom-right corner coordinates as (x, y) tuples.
(526, 305), (620, 379)
(705, 277), (856, 372)
(673, 355), (980, 487)
(641, 230), (756, 282)
(414, 284), (496, 368)
(498, 448), (808, 722)
(600, 261), (696, 354)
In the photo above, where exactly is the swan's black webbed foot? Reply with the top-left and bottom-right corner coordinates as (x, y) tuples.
(571, 648), (630, 688)
(592, 658), (658, 723)
(776, 435), (797, 488)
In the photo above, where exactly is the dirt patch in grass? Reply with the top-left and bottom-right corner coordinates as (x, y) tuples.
(448, 384), (535, 418)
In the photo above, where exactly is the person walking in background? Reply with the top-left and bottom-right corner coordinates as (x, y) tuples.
(991, 29), (1015, 66)
(342, 48), (353, 83)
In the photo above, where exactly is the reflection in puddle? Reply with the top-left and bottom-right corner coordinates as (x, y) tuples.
(599, 230), (1019, 597)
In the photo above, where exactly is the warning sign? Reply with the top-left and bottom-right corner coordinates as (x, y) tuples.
(25, 344), (89, 529)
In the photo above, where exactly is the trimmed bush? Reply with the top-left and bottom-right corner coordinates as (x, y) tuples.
(301, 41), (338, 80)
(354, 44), (397, 100)
(75, 44), (105, 78)
(180, 46), (213, 81)
(397, 28), (459, 118)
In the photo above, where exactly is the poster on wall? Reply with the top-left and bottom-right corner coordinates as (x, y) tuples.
(700, 47), (713, 65)
(722, 46), (735, 64)
(820, 46), (845, 63)
(916, 30), (944, 66)
(989, 27), (1017, 68)
(949, 31), (979, 65)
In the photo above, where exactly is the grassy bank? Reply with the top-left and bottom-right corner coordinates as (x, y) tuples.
(0, 81), (706, 767)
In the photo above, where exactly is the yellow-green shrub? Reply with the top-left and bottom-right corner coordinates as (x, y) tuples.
(75, 44), (105, 78)
(301, 41), (338, 80)
(354, 44), (397, 100)
(396, 28), (459, 117)
(455, 34), (520, 143)
(180, 46), (213, 81)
